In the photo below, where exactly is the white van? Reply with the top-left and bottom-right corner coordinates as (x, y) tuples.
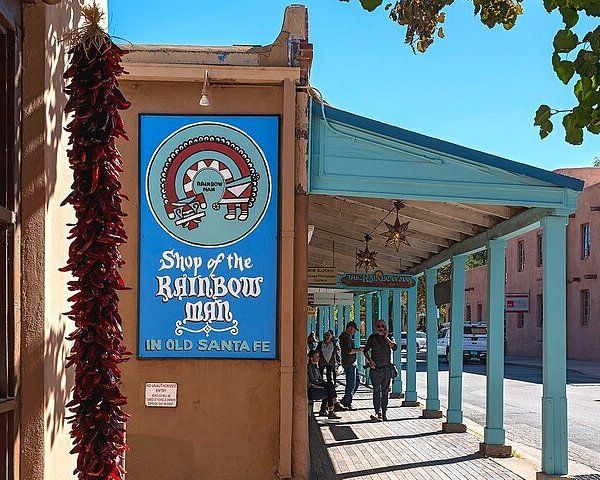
(437, 323), (487, 364)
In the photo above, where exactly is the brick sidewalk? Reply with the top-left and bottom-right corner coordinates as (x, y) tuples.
(310, 383), (524, 480)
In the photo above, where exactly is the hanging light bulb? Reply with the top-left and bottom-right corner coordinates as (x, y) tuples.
(199, 70), (210, 107)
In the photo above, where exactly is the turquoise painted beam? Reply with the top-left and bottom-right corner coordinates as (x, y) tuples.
(484, 239), (508, 446)
(425, 267), (441, 414)
(365, 293), (374, 386)
(403, 286), (418, 404)
(445, 254), (467, 428)
(407, 207), (556, 276)
(541, 216), (569, 475)
(392, 289), (403, 396)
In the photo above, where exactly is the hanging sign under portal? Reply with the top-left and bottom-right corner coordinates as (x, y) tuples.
(139, 115), (278, 359)
(338, 271), (416, 289)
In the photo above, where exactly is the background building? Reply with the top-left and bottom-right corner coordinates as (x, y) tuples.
(465, 167), (600, 361)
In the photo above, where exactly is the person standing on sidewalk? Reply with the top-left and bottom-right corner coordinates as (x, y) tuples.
(317, 330), (340, 386)
(363, 320), (398, 421)
(338, 321), (363, 410)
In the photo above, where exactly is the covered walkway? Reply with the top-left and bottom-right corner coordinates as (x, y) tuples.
(305, 100), (585, 478)
(310, 382), (523, 480)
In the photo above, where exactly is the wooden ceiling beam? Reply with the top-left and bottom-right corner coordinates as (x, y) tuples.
(311, 229), (425, 264)
(309, 216), (436, 257)
(308, 246), (408, 272)
(309, 196), (464, 243)
(457, 203), (523, 219)
(309, 208), (447, 252)
(341, 196), (483, 236)
(406, 200), (500, 228)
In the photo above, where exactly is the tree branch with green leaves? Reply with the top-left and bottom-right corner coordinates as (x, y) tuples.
(340, 0), (599, 145)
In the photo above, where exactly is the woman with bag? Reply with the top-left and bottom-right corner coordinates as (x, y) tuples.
(363, 320), (398, 422)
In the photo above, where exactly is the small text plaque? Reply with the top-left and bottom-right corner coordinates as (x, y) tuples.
(145, 382), (178, 408)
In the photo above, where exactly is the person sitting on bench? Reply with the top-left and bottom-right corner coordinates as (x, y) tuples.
(307, 349), (343, 419)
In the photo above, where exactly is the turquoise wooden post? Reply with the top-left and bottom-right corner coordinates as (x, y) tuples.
(423, 267), (442, 418)
(319, 307), (327, 340)
(443, 254), (467, 432)
(343, 304), (351, 333)
(402, 285), (419, 406)
(541, 216), (568, 476)
(354, 295), (365, 382)
(328, 305), (335, 334)
(391, 289), (403, 397)
(377, 290), (387, 321)
(365, 293), (374, 386)
(481, 239), (512, 456)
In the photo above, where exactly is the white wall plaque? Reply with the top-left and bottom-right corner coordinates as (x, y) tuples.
(145, 382), (178, 407)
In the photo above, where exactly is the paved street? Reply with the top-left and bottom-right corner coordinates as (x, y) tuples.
(413, 354), (600, 470)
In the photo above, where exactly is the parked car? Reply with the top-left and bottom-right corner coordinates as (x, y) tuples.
(400, 331), (427, 352)
(437, 323), (487, 364)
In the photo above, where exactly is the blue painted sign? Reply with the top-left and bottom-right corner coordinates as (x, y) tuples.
(139, 115), (279, 359)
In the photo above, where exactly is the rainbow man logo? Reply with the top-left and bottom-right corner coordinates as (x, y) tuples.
(146, 122), (271, 247)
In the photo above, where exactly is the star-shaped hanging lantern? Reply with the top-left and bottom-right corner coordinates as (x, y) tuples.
(356, 234), (378, 272)
(380, 200), (414, 252)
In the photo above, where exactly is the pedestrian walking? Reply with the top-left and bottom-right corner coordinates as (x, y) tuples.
(317, 330), (340, 386)
(338, 321), (363, 410)
(307, 350), (342, 419)
(363, 320), (398, 422)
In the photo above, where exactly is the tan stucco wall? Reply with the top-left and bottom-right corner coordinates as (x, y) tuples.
(117, 81), (285, 480)
(20, 2), (107, 479)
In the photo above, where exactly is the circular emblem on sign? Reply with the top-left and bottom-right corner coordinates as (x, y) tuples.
(146, 122), (272, 247)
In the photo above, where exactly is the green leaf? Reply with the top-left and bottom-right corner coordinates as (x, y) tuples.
(573, 49), (599, 77)
(574, 78), (588, 101)
(534, 104), (552, 125)
(563, 113), (584, 145)
(554, 29), (579, 53)
(559, 7), (579, 29)
(585, 27), (600, 54)
(588, 109), (600, 134)
(540, 120), (554, 139)
(554, 59), (575, 84)
(359, 0), (383, 12)
(543, 0), (558, 13)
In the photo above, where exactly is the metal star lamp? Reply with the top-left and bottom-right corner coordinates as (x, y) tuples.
(356, 234), (378, 272)
(380, 200), (414, 252)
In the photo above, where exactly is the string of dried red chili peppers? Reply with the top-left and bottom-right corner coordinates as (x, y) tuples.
(61, 6), (131, 480)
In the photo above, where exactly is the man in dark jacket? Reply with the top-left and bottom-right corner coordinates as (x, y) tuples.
(338, 321), (363, 409)
(363, 319), (398, 421)
(307, 349), (342, 419)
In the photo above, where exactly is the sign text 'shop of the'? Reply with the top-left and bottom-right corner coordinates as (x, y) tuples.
(139, 116), (279, 358)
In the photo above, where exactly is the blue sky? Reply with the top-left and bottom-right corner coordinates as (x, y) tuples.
(108, 0), (599, 170)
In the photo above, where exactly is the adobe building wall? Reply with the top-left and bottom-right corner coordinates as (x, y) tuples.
(20, 1), (107, 479)
(117, 81), (285, 480)
(464, 169), (600, 361)
(113, 6), (311, 480)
